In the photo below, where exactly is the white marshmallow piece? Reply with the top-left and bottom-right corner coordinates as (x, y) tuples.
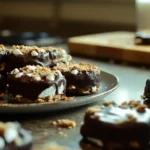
(38, 85), (56, 98)
(31, 51), (38, 56)
(12, 49), (23, 55)
(92, 86), (97, 92)
(15, 72), (23, 78)
(58, 82), (64, 94)
(34, 76), (41, 81)
(46, 74), (55, 81)
(27, 66), (36, 70)
(0, 137), (5, 149)
(71, 69), (78, 75)
(11, 68), (19, 75)
(56, 70), (63, 77)
(4, 128), (18, 143)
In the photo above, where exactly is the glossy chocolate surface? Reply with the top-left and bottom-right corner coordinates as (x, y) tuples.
(63, 71), (100, 94)
(81, 106), (150, 149)
(144, 79), (150, 101)
(8, 73), (66, 101)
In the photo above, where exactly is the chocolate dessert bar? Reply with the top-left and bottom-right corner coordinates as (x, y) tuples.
(8, 65), (66, 103)
(6, 45), (71, 72)
(81, 105), (150, 149)
(53, 62), (100, 95)
(0, 45), (7, 94)
(135, 32), (150, 45)
(0, 121), (32, 150)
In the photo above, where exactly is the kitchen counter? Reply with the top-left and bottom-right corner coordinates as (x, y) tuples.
(0, 46), (149, 150)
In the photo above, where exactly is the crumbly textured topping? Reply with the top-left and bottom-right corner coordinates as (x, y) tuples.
(51, 119), (76, 129)
(0, 45), (6, 51)
(136, 104), (147, 113)
(10, 65), (63, 81)
(53, 62), (100, 73)
(126, 114), (137, 122)
(120, 100), (141, 109)
(103, 101), (115, 106)
(12, 95), (73, 103)
(53, 56), (72, 65)
(8, 45), (67, 56)
(87, 106), (101, 114)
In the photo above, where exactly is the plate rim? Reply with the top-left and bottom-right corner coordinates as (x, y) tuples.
(0, 70), (119, 108)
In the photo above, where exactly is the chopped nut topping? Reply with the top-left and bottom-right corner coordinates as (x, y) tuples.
(51, 119), (76, 129)
(53, 62), (100, 73)
(127, 114), (137, 122)
(120, 101), (128, 109)
(87, 106), (101, 114)
(136, 104), (147, 113)
(10, 65), (63, 81)
(103, 101), (115, 106)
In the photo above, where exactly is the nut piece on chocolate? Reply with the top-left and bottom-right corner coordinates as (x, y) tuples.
(0, 121), (32, 150)
(8, 65), (66, 103)
(5, 45), (71, 72)
(135, 32), (150, 45)
(81, 105), (150, 149)
(53, 62), (100, 95)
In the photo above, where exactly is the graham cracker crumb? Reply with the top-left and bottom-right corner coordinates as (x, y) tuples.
(120, 101), (128, 109)
(53, 62), (100, 73)
(87, 106), (101, 114)
(127, 114), (137, 122)
(128, 100), (141, 108)
(52, 119), (76, 129)
(103, 101), (114, 106)
(136, 104), (147, 113)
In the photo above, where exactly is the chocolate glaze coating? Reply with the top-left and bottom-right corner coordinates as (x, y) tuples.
(6, 52), (54, 72)
(135, 32), (150, 45)
(0, 51), (7, 93)
(144, 79), (150, 101)
(63, 71), (100, 95)
(8, 73), (66, 101)
(0, 122), (32, 150)
(81, 106), (150, 149)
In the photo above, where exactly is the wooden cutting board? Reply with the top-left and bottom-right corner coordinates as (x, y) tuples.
(68, 31), (150, 65)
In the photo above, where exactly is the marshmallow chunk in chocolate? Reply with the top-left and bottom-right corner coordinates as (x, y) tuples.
(5, 45), (71, 72)
(8, 65), (66, 102)
(81, 105), (150, 149)
(53, 62), (100, 95)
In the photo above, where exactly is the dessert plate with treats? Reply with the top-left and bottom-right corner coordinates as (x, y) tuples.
(0, 45), (119, 113)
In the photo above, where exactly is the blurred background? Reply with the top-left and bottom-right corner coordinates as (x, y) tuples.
(0, 0), (135, 45)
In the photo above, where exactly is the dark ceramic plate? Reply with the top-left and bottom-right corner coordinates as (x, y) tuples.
(0, 71), (119, 113)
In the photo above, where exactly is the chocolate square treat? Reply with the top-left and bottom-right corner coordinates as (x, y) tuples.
(5, 45), (71, 72)
(8, 65), (66, 103)
(0, 121), (32, 150)
(53, 62), (100, 95)
(81, 105), (150, 149)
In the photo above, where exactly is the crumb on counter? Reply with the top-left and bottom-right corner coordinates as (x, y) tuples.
(51, 119), (76, 129)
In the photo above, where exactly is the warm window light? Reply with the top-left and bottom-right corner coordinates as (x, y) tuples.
(137, 0), (150, 3)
